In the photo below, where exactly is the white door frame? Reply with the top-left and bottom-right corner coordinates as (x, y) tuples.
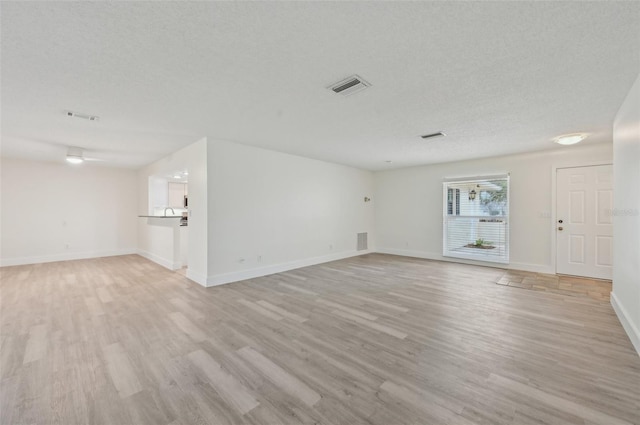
(550, 160), (613, 276)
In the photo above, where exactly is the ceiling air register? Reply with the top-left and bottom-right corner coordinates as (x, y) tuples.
(328, 75), (371, 96)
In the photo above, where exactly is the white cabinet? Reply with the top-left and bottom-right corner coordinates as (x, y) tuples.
(168, 183), (187, 208)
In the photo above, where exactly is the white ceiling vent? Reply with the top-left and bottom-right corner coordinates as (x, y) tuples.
(328, 75), (371, 96)
(66, 110), (100, 121)
(421, 131), (446, 140)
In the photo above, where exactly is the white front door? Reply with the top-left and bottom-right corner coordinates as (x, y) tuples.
(556, 165), (613, 279)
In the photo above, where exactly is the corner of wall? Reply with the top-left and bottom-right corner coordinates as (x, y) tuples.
(206, 249), (372, 287)
(611, 291), (640, 356)
(136, 249), (181, 271)
(611, 71), (640, 357)
(186, 268), (208, 287)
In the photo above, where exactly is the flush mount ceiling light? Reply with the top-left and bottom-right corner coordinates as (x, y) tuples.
(553, 133), (588, 145)
(66, 147), (84, 164)
(421, 131), (446, 140)
(328, 75), (371, 96)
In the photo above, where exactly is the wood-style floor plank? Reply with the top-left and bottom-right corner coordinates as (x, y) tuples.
(255, 300), (308, 323)
(315, 298), (379, 320)
(348, 293), (410, 313)
(331, 309), (408, 340)
(237, 299), (283, 322)
(487, 373), (634, 425)
(22, 324), (47, 364)
(237, 346), (321, 407)
(1, 253), (639, 425)
(103, 342), (143, 398)
(169, 312), (208, 343)
(186, 349), (259, 416)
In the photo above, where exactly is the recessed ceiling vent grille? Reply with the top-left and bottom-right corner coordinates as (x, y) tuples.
(421, 131), (446, 140)
(328, 75), (371, 96)
(66, 111), (100, 121)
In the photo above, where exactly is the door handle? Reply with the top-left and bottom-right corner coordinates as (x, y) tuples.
(558, 227), (563, 231)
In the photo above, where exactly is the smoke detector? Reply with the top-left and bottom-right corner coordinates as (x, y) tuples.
(66, 110), (100, 121)
(328, 75), (371, 96)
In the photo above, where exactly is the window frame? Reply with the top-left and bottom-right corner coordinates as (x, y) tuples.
(442, 174), (510, 264)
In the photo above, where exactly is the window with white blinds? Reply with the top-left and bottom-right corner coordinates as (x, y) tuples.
(443, 175), (509, 263)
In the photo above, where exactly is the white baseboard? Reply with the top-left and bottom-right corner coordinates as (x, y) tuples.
(611, 292), (640, 356)
(136, 249), (181, 271)
(375, 248), (441, 262)
(186, 269), (207, 287)
(375, 247), (554, 274)
(508, 261), (555, 275)
(206, 249), (372, 287)
(0, 248), (137, 267)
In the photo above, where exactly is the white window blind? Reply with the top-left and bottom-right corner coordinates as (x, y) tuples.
(442, 175), (509, 263)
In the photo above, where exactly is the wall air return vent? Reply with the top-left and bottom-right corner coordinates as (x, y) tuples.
(328, 75), (371, 96)
(357, 232), (368, 251)
(421, 132), (446, 140)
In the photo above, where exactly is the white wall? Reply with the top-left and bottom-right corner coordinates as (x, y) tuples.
(374, 143), (613, 273)
(611, 72), (640, 355)
(206, 140), (375, 286)
(149, 176), (169, 214)
(0, 158), (137, 266)
(137, 138), (208, 285)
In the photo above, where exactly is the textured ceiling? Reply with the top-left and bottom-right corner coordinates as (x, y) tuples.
(2, 2), (639, 170)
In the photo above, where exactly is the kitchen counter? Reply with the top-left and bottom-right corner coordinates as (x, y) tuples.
(138, 215), (182, 218)
(139, 215), (188, 227)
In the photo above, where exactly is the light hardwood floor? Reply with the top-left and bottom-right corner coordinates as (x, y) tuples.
(1, 254), (638, 425)
(495, 270), (612, 302)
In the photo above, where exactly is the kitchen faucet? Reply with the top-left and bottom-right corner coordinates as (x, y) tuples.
(163, 207), (175, 216)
